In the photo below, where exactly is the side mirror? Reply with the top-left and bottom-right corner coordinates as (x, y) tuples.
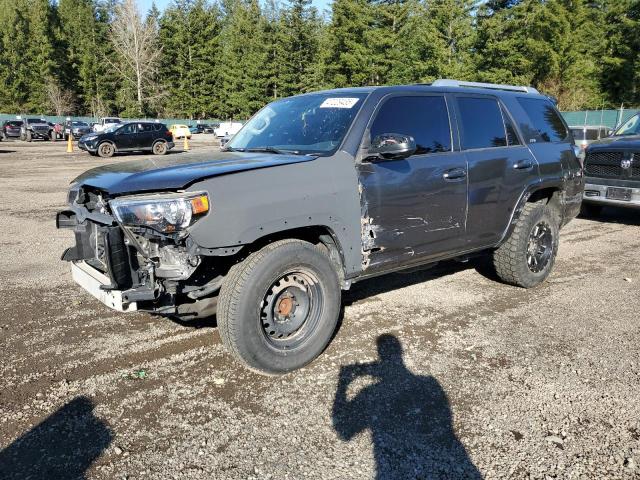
(367, 133), (417, 160)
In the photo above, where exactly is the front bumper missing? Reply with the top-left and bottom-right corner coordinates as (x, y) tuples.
(72, 261), (137, 312)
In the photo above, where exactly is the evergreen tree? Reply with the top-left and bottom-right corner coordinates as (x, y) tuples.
(216, 0), (269, 118)
(278, 0), (321, 96)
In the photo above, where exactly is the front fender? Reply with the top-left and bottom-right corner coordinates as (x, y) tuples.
(186, 151), (365, 276)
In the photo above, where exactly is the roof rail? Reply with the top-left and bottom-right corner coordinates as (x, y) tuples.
(431, 79), (539, 94)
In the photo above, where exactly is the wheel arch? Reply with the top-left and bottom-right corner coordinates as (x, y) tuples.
(499, 182), (563, 245)
(97, 139), (117, 151)
(232, 225), (349, 287)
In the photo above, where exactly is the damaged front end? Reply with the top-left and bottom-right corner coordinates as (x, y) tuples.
(57, 186), (225, 318)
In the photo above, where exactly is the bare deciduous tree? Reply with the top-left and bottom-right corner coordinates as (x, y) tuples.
(109, 0), (161, 114)
(46, 78), (76, 116)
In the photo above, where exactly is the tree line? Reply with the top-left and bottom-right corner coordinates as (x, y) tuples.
(0, 0), (638, 119)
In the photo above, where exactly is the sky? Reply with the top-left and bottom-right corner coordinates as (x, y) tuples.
(138, 0), (332, 15)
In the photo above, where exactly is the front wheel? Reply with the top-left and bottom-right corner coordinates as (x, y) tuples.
(26, 131), (32, 142)
(152, 141), (167, 155)
(97, 142), (115, 158)
(217, 239), (341, 375)
(492, 202), (559, 288)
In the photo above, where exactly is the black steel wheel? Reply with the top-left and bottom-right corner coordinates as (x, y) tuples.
(218, 239), (341, 375)
(260, 269), (324, 350)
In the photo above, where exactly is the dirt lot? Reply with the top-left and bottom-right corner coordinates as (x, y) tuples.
(0, 138), (639, 479)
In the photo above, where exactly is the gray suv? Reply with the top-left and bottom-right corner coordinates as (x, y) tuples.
(57, 80), (583, 374)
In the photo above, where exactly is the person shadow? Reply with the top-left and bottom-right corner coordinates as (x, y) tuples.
(332, 334), (481, 479)
(0, 396), (112, 480)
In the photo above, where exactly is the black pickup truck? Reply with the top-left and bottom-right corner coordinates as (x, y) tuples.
(57, 80), (583, 374)
(582, 112), (640, 214)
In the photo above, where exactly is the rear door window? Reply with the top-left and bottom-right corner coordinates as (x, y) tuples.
(516, 97), (568, 142)
(456, 96), (507, 149)
(370, 96), (451, 155)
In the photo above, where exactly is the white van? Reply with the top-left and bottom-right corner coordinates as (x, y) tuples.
(214, 121), (243, 138)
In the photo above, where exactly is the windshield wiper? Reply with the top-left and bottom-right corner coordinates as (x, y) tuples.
(222, 146), (244, 152)
(245, 146), (296, 155)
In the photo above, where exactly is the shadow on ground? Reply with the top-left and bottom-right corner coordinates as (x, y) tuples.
(0, 396), (112, 480)
(332, 334), (481, 480)
(580, 206), (640, 226)
(344, 258), (493, 306)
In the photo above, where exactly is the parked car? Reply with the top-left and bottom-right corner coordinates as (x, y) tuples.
(93, 117), (122, 133)
(581, 112), (640, 215)
(169, 124), (191, 139)
(20, 118), (54, 141)
(77, 121), (174, 158)
(2, 120), (23, 139)
(192, 124), (211, 134)
(65, 120), (93, 140)
(214, 121), (243, 137)
(57, 80), (583, 374)
(188, 125), (200, 135)
(569, 125), (611, 161)
(205, 123), (219, 134)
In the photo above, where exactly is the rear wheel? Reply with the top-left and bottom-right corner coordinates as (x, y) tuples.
(152, 140), (167, 155)
(493, 202), (559, 288)
(217, 239), (341, 375)
(581, 203), (603, 217)
(97, 142), (115, 158)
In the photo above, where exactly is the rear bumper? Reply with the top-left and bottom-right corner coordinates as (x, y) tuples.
(583, 182), (640, 209)
(71, 261), (137, 312)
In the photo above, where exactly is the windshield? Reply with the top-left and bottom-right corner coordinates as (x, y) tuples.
(72, 121), (89, 127)
(227, 93), (367, 155)
(28, 118), (45, 124)
(614, 114), (640, 136)
(103, 123), (123, 134)
(570, 128), (599, 141)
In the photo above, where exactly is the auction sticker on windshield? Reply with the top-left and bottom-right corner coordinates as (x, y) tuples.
(320, 98), (360, 109)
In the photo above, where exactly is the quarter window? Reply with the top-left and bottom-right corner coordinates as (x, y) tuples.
(370, 96), (451, 155)
(517, 97), (568, 142)
(457, 97), (507, 149)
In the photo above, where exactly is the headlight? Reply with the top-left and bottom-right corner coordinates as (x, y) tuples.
(110, 192), (209, 233)
(83, 134), (97, 141)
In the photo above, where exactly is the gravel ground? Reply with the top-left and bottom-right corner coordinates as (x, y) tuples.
(0, 138), (639, 479)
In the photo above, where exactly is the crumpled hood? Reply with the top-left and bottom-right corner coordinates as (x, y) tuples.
(72, 151), (317, 195)
(587, 135), (640, 151)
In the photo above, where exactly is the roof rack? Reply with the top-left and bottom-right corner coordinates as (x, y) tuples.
(431, 79), (539, 94)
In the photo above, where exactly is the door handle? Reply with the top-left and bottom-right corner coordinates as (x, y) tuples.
(442, 168), (467, 181)
(513, 159), (534, 170)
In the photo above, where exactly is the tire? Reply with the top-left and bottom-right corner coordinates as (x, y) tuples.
(581, 203), (603, 217)
(217, 239), (341, 375)
(26, 131), (32, 142)
(492, 202), (559, 288)
(51, 131), (57, 142)
(97, 141), (115, 158)
(152, 140), (167, 155)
